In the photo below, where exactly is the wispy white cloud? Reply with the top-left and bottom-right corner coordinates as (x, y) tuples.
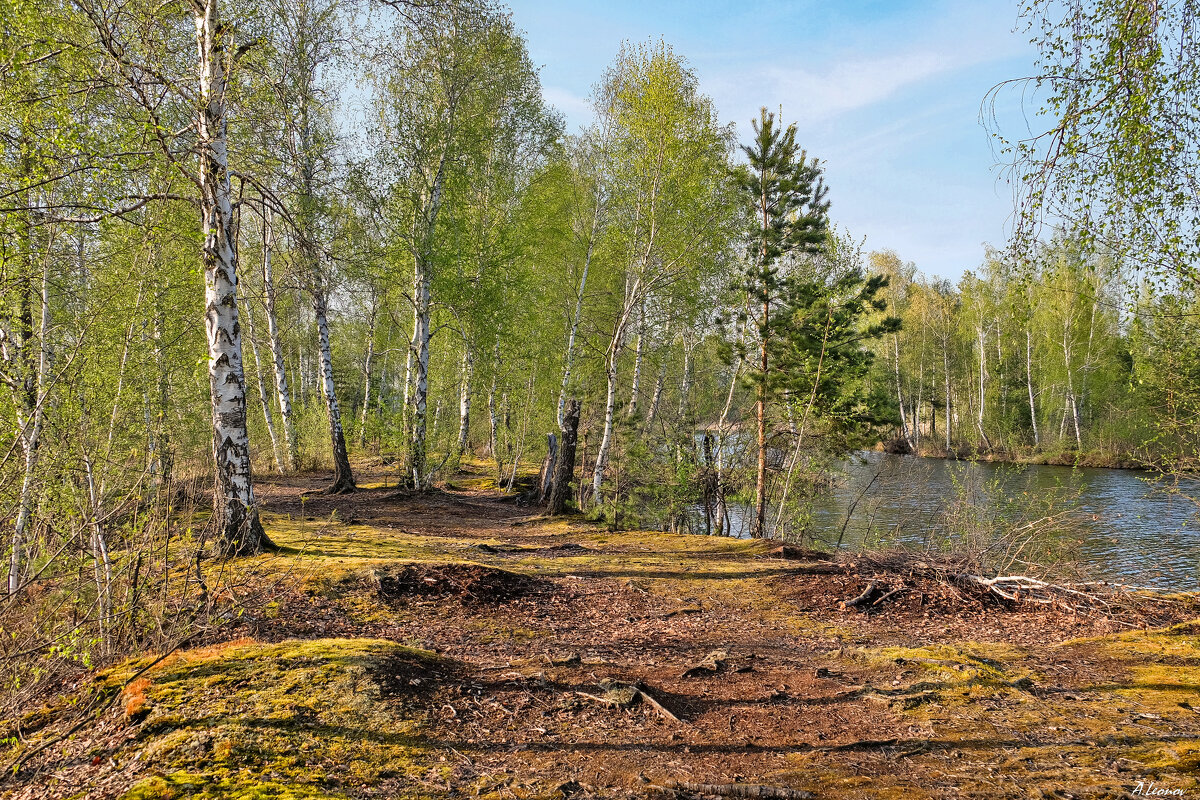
(757, 51), (952, 121)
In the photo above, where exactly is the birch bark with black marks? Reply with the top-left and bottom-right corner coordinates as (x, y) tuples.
(261, 211), (298, 471)
(406, 153), (447, 489)
(195, 0), (270, 555)
(313, 286), (355, 493)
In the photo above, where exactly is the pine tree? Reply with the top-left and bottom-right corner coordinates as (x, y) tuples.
(732, 108), (829, 538)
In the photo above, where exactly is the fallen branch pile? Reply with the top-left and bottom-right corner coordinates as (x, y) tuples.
(833, 549), (1194, 627)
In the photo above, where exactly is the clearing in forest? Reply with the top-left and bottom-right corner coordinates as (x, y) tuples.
(6, 467), (1199, 800)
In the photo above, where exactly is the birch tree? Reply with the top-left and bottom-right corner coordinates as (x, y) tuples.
(588, 41), (736, 506)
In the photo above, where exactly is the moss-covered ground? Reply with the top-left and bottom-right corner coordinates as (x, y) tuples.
(4, 465), (1198, 799)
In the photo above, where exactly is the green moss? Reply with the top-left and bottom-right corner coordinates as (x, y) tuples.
(110, 638), (437, 800)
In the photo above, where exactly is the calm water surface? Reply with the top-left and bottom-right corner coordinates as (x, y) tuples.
(704, 452), (1198, 591)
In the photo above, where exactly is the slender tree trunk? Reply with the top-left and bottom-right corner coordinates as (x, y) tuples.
(457, 345), (473, 456)
(592, 362), (620, 503)
(505, 373), (535, 491)
(754, 295), (769, 538)
(358, 304), (377, 449)
(591, 275), (640, 505)
(314, 288), (355, 493)
(975, 325), (991, 450)
(196, 1), (270, 554)
(407, 266), (431, 487)
(893, 332), (912, 449)
(557, 209), (597, 428)
(678, 335), (693, 419)
(488, 343), (501, 480)
(627, 308), (645, 417)
(261, 211), (297, 472)
(942, 340), (952, 455)
(1025, 328), (1039, 447)
(243, 297), (284, 473)
(406, 154), (446, 489)
(7, 258), (49, 595)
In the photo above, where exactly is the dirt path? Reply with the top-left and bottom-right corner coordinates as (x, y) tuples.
(7, 469), (1200, 800)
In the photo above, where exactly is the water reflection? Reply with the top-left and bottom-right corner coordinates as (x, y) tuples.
(696, 452), (1198, 591)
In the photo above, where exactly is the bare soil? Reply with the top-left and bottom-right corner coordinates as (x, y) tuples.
(5, 465), (1199, 800)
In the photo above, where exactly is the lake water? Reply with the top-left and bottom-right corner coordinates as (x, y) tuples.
(697, 452), (1198, 591)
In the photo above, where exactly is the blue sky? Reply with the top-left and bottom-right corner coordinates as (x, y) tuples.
(506, 0), (1039, 280)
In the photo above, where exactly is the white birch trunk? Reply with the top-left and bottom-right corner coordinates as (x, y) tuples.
(314, 288), (355, 492)
(358, 304), (377, 449)
(975, 325), (991, 450)
(243, 296), (284, 473)
(261, 211), (298, 472)
(457, 345), (473, 456)
(557, 207), (598, 428)
(408, 265), (431, 486)
(196, 0), (268, 554)
(7, 258), (49, 595)
(943, 342), (952, 454)
(406, 155), (446, 488)
(627, 308), (645, 417)
(893, 331), (912, 448)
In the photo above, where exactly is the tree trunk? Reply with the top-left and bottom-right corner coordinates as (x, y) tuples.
(539, 432), (558, 502)
(754, 296), (769, 538)
(407, 265), (431, 488)
(261, 211), (298, 472)
(942, 341), (952, 455)
(195, 0), (270, 555)
(7, 258), (49, 594)
(591, 279), (639, 505)
(488, 343), (501, 481)
(457, 345), (473, 456)
(314, 288), (355, 493)
(1025, 328), (1039, 447)
(243, 296), (284, 473)
(678, 335), (693, 419)
(406, 153), (446, 489)
(592, 361), (619, 503)
(975, 325), (991, 451)
(627, 311), (645, 417)
(358, 304), (377, 449)
(557, 210), (597, 428)
(548, 399), (580, 515)
(893, 331), (912, 449)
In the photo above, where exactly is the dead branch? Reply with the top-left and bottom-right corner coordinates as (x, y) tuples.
(840, 580), (880, 609)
